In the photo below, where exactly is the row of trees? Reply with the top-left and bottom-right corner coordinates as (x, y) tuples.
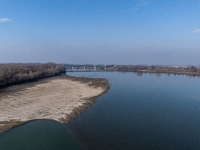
(114, 65), (200, 75)
(0, 63), (66, 87)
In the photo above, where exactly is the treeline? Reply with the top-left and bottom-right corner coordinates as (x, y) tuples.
(108, 65), (200, 76)
(0, 63), (66, 87)
(65, 63), (200, 76)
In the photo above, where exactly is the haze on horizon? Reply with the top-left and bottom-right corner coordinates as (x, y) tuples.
(0, 0), (200, 66)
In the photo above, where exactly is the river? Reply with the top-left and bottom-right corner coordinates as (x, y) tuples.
(1, 70), (200, 150)
(66, 70), (200, 150)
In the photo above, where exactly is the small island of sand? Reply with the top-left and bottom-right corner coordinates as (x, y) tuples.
(0, 75), (109, 133)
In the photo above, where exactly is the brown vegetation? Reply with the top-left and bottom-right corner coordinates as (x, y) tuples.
(0, 63), (66, 87)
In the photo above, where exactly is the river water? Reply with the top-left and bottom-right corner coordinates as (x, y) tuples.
(1, 71), (200, 150)
(66, 71), (200, 150)
(0, 120), (84, 150)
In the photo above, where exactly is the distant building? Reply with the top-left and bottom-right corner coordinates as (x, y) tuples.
(105, 62), (107, 70)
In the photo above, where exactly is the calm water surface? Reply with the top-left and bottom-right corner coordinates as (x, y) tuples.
(0, 120), (84, 150)
(66, 71), (200, 150)
(1, 71), (200, 150)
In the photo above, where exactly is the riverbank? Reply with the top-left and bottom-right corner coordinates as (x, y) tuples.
(65, 64), (200, 76)
(0, 75), (109, 133)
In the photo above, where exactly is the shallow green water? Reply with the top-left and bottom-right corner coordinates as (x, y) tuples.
(0, 120), (84, 150)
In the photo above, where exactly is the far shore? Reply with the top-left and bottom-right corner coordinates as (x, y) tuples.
(65, 64), (200, 76)
(0, 74), (109, 133)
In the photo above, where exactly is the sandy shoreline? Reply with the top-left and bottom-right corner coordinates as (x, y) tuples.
(0, 75), (109, 133)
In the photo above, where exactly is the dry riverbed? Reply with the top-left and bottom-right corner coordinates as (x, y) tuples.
(0, 75), (109, 133)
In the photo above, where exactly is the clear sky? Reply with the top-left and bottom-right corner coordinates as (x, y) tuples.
(0, 0), (200, 65)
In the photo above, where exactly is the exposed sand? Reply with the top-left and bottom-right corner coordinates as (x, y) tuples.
(0, 75), (109, 133)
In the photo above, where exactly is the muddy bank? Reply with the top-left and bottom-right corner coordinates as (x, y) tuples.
(0, 75), (109, 133)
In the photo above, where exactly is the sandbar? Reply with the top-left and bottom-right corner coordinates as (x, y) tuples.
(0, 75), (109, 133)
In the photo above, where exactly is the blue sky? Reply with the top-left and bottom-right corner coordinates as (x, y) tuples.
(0, 0), (200, 65)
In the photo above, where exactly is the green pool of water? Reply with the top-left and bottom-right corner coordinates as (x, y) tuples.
(0, 120), (84, 150)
